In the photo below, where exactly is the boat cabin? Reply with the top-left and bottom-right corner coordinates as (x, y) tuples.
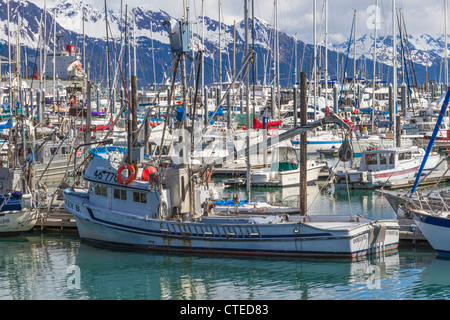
(271, 147), (299, 171)
(358, 147), (421, 172)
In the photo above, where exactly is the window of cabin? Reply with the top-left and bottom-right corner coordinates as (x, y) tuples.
(94, 184), (108, 197)
(367, 154), (378, 165)
(379, 153), (387, 165)
(389, 153), (395, 166)
(113, 188), (127, 201)
(133, 192), (147, 204)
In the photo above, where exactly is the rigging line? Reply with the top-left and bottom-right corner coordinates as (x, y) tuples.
(107, 20), (131, 113)
(396, 9), (415, 115)
(338, 14), (355, 109)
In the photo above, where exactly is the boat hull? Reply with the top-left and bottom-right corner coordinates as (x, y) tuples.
(252, 164), (325, 187)
(64, 190), (399, 259)
(410, 209), (450, 256)
(0, 209), (38, 235)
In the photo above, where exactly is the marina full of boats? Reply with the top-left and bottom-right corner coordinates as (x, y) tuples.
(4, 1), (450, 262)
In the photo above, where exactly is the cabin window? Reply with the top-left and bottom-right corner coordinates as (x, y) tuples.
(367, 154), (378, 165)
(94, 184), (108, 197)
(389, 153), (395, 165)
(50, 147), (58, 155)
(133, 191), (147, 204)
(399, 152), (412, 161)
(61, 147), (71, 155)
(379, 154), (387, 165)
(113, 188), (127, 201)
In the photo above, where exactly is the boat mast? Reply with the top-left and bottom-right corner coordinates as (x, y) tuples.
(445, 0), (448, 86)
(54, 8), (57, 105)
(393, 0), (398, 148)
(104, 0), (113, 116)
(313, 0), (317, 120)
(324, 0), (328, 110)
(353, 10), (357, 109)
(219, 0), (222, 95)
(245, 0), (251, 201)
(372, 0), (378, 133)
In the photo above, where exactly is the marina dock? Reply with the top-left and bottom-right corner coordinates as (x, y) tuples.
(35, 208), (77, 233)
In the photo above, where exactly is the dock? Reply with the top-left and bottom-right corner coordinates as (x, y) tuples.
(398, 218), (430, 246)
(385, 171), (450, 189)
(34, 207), (78, 233)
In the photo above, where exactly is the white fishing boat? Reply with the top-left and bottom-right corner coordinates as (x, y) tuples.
(63, 14), (399, 259)
(333, 146), (441, 189)
(251, 146), (326, 187)
(63, 140), (399, 259)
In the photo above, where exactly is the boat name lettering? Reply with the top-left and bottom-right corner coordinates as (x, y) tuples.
(387, 230), (398, 236)
(0, 218), (10, 225)
(65, 199), (80, 212)
(353, 234), (367, 244)
(93, 170), (118, 183)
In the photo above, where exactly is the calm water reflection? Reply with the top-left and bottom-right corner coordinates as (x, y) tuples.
(0, 234), (446, 300)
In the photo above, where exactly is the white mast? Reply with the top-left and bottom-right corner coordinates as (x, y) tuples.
(324, 0), (328, 108)
(445, 0), (448, 86)
(219, 0), (222, 92)
(313, 0), (317, 120)
(393, 0), (397, 147)
(133, 8), (137, 77)
(294, 34), (297, 86)
(372, 0), (378, 133)
(353, 10), (357, 107)
(54, 8), (57, 103)
(202, 0), (205, 108)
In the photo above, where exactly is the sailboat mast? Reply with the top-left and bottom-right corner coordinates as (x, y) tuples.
(445, 0), (448, 86)
(219, 0), (222, 92)
(54, 8), (57, 104)
(313, 0), (317, 120)
(372, 0), (378, 133)
(353, 10), (357, 108)
(324, 0), (328, 109)
(245, 0), (251, 200)
(104, 0), (113, 115)
(393, 0), (398, 147)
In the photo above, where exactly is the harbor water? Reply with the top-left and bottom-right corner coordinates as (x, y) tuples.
(1, 174), (449, 301)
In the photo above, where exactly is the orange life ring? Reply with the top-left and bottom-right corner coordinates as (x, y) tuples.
(116, 164), (136, 185)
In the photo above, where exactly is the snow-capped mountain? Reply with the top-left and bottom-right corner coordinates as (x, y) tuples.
(331, 33), (447, 69)
(0, 0), (446, 87)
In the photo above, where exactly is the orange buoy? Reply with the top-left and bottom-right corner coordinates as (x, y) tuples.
(116, 164), (136, 185)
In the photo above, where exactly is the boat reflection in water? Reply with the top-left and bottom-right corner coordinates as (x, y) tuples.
(74, 242), (400, 300)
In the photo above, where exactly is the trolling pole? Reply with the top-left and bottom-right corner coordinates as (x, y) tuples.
(411, 88), (450, 193)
